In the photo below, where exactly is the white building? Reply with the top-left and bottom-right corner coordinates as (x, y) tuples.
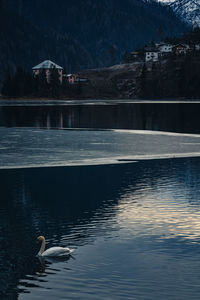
(195, 44), (200, 51)
(157, 43), (173, 53)
(145, 48), (160, 62)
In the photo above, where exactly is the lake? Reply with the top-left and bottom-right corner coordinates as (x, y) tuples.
(1, 99), (200, 133)
(1, 101), (200, 300)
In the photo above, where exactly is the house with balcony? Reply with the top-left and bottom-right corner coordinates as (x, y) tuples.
(155, 43), (172, 51)
(156, 43), (173, 56)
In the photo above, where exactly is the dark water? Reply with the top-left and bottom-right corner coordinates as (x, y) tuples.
(1, 100), (200, 133)
(1, 100), (200, 299)
(1, 158), (200, 299)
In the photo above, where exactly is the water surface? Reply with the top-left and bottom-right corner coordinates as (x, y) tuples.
(1, 158), (200, 299)
(1, 100), (200, 133)
(1, 107), (200, 299)
(0, 127), (200, 169)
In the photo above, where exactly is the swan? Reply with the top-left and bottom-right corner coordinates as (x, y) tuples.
(36, 236), (74, 257)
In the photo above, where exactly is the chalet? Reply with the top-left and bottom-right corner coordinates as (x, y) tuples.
(156, 43), (173, 53)
(172, 44), (189, 55)
(144, 47), (159, 62)
(32, 60), (63, 83)
(64, 73), (88, 84)
(156, 43), (173, 54)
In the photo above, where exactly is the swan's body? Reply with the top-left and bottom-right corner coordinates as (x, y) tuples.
(37, 236), (74, 257)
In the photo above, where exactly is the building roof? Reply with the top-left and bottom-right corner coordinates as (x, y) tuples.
(157, 43), (173, 47)
(144, 47), (159, 52)
(32, 60), (63, 70)
(173, 44), (188, 48)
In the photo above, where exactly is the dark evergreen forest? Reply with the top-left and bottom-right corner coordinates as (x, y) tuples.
(1, 67), (82, 99)
(0, 0), (187, 87)
(139, 53), (200, 99)
(139, 28), (200, 99)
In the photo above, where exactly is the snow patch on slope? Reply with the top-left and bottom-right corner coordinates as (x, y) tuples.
(158, 0), (200, 26)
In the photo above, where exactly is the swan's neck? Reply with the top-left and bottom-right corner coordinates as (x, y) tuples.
(38, 239), (46, 255)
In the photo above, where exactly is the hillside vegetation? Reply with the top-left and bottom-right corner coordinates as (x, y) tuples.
(0, 0), (187, 87)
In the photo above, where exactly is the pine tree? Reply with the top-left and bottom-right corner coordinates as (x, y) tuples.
(36, 69), (49, 97)
(76, 79), (82, 96)
(1, 70), (12, 97)
(23, 71), (35, 96)
(139, 64), (148, 99)
(123, 51), (131, 63)
(50, 66), (61, 98)
(8, 67), (24, 97)
(179, 60), (186, 97)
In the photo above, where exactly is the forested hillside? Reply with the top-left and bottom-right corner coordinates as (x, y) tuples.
(6, 0), (187, 58)
(0, 0), (188, 87)
(0, 0), (94, 86)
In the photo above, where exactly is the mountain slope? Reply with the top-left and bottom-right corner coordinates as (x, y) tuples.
(170, 0), (200, 26)
(158, 0), (200, 26)
(0, 0), (187, 88)
(0, 1), (94, 86)
(5, 0), (187, 62)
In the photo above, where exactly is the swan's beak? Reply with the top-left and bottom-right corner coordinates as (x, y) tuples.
(36, 238), (40, 244)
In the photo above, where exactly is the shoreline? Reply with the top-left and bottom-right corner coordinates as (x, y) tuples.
(0, 153), (200, 171)
(1, 97), (200, 105)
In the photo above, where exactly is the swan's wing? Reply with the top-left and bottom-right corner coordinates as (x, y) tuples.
(43, 247), (73, 257)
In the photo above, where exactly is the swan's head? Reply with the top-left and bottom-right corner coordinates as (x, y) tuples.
(36, 236), (45, 244)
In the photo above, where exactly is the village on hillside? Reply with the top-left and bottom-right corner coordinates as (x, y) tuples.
(124, 41), (200, 63)
(30, 32), (200, 91)
(1, 28), (200, 100)
(31, 42), (200, 86)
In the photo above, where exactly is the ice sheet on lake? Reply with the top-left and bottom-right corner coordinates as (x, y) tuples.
(0, 127), (200, 169)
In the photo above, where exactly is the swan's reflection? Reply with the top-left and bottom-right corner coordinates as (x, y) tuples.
(18, 255), (74, 295)
(36, 254), (74, 274)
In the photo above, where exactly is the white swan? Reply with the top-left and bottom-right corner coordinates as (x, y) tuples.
(36, 236), (74, 257)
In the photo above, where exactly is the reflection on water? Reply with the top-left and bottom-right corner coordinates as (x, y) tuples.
(1, 101), (200, 133)
(1, 159), (200, 299)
